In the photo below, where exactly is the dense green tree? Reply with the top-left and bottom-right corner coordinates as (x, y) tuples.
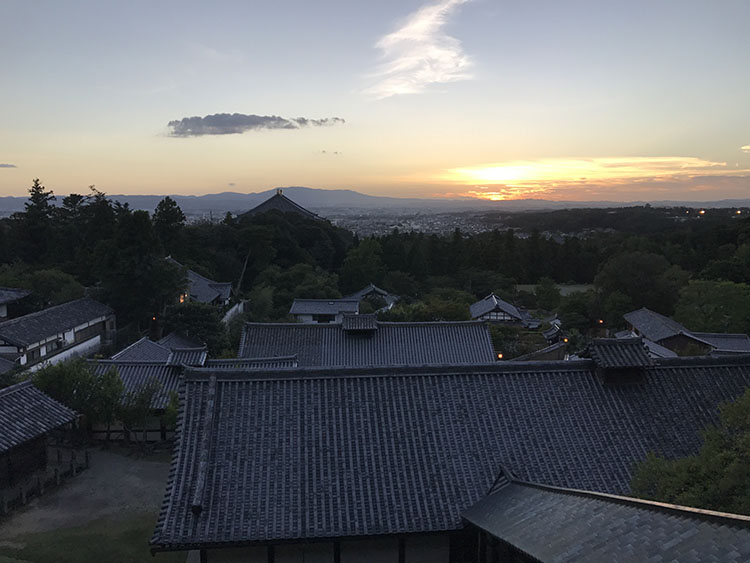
(32, 359), (123, 428)
(674, 280), (750, 333)
(631, 389), (750, 515)
(594, 251), (688, 314)
(339, 238), (384, 293)
(152, 196), (186, 253)
(163, 302), (228, 355)
(535, 277), (561, 311)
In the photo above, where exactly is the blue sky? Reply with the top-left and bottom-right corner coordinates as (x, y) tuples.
(1, 0), (749, 200)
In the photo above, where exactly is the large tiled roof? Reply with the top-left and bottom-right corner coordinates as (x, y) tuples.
(112, 337), (171, 363)
(0, 298), (113, 347)
(470, 294), (522, 320)
(288, 299), (359, 316)
(341, 313), (377, 331)
(623, 307), (688, 342)
(91, 361), (181, 410)
(238, 321), (497, 366)
(0, 287), (30, 306)
(463, 470), (750, 563)
(151, 356), (750, 551)
(0, 381), (78, 453)
(241, 191), (321, 220)
(167, 258), (232, 304)
(588, 338), (653, 369)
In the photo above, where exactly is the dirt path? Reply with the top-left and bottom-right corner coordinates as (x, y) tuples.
(0, 447), (171, 539)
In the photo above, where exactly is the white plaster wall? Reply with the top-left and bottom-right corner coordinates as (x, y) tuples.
(0, 304), (7, 318)
(27, 335), (102, 372)
(296, 314), (315, 324)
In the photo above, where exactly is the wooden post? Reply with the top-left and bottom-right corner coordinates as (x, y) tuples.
(71, 451), (77, 476)
(20, 486), (26, 505)
(1, 493), (7, 515)
(55, 467), (60, 485)
(37, 475), (44, 495)
(85, 450), (90, 469)
(57, 448), (62, 464)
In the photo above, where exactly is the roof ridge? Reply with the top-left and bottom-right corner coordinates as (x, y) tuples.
(0, 379), (32, 397)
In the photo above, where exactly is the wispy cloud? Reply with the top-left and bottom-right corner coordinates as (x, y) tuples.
(167, 113), (345, 137)
(0, 163), (17, 168)
(364, 0), (473, 99)
(741, 145), (750, 153)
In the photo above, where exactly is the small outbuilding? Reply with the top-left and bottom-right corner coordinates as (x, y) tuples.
(289, 299), (360, 324)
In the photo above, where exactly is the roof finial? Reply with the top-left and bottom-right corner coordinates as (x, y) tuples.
(277, 188), (282, 195)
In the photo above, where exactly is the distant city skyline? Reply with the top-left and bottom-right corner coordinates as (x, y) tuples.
(1, 0), (749, 201)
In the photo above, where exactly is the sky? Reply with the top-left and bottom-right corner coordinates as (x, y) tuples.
(1, 0), (749, 201)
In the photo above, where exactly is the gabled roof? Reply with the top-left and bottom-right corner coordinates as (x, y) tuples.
(623, 307), (688, 342)
(470, 294), (522, 320)
(0, 381), (78, 453)
(158, 332), (205, 350)
(111, 337), (171, 363)
(151, 356), (750, 551)
(0, 298), (113, 347)
(166, 347), (208, 367)
(288, 299), (359, 316)
(91, 361), (181, 410)
(167, 258), (232, 304)
(0, 287), (30, 306)
(643, 337), (679, 358)
(463, 468), (750, 563)
(588, 338), (653, 369)
(345, 284), (399, 307)
(238, 321), (497, 366)
(241, 190), (321, 220)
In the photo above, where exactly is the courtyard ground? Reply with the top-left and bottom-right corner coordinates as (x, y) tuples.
(0, 446), (184, 563)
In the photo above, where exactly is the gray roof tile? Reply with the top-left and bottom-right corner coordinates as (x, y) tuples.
(111, 337), (171, 363)
(623, 308), (688, 342)
(470, 294), (522, 320)
(241, 191), (321, 220)
(238, 321), (497, 367)
(0, 381), (78, 453)
(463, 473), (750, 562)
(0, 298), (113, 347)
(151, 356), (750, 550)
(289, 299), (359, 316)
(91, 360), (181, 410)
(0, 287), (30, 306)
(589, 338), (654, 368)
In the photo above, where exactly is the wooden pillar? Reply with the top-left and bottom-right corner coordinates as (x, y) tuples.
(334, 541), (341, 563)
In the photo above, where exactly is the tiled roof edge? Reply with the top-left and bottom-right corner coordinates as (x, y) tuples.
(503, 476), (750, 529)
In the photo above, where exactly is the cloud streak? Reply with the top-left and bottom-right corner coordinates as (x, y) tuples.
(364, 0), (473, 99)
(0, 163), (17, 168)
(167, 113), (345, 137)
(741, 145), (750, 153)
(412, 156), (750, 201)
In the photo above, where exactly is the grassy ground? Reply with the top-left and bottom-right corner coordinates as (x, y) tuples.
(0, 513), (184, 563)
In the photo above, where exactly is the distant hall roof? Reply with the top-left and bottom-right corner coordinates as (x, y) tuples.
(289, 299), (359, 316)
(0, 381), (78, 453)
(0, 297), (113, 347)
(241, 190), (321, 220)
(470, 294), (522, 320)
(151, 356), (750, 551)
(238, 321), (497, 367)
(623, 307), (688, 342)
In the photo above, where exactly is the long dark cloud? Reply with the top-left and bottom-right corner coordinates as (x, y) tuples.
(167, 113), (345, 137)
(0, 163), (17, 168)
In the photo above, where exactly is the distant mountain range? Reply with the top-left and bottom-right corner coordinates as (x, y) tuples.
(1, 186), (749, 216)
